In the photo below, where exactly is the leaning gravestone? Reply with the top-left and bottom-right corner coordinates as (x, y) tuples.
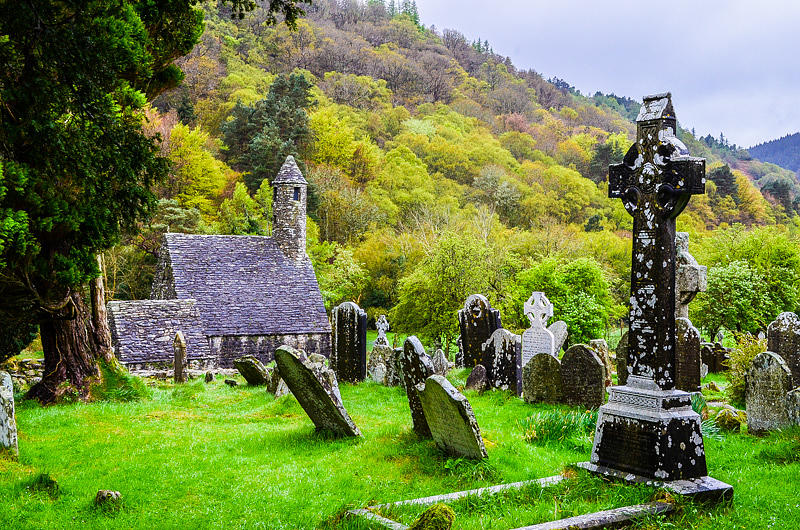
(331, 301), (367, 383)
(581, 95), (728, 496)
(0, 371), (18, 459)
(417, 375), (487, 460)
(481, 328), (522, 395)
(522, 352), (562, 404)
(675, 232), (707, 319)
(767, 312), (800, 383)
(399, 336), (435, 437)
(274, 346), (360, 437)
(457, 295), (501, 368)
(746, 351), (793, 434)
(589, 339), (613, 387)
(675, 318), (702, 393)
(561, 345), (606, 409)
(549, 320), (569, 355)
(234, 355), (270, 386)
(173, 331), (187, 384)
(615, 331), (629, 386)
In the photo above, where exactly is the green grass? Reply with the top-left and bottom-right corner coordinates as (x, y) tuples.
(1, 373), (799, 529)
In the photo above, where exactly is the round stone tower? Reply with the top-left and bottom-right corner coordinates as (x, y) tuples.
(272, 155), (307, 261)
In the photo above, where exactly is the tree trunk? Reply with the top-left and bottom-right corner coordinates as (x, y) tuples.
(27, 290), (101, 404)
(90, 254), (114, 363)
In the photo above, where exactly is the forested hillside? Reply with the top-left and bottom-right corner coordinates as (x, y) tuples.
(749, 133), (800, 174)
(107, 0), (800, 350)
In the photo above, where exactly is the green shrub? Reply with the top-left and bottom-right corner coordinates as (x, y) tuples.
(409, 503), (455, 530)
(727, 333), (766, 406)
(90, 360), (151, 402)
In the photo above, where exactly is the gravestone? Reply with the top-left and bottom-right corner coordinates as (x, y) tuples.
(521, 292), (555, 366)
(788, 388), (800, 426)
(374, 314), (390, 347)
(234, 355), (270, 386)
(746, 351), (793, 434)
(331, 301), (367, 383)
(481, 328), (522, 395)
(368, 344), (400, 386)
(417, 375), (487, 460)
(675, 232), (707, 319)
(522, 353), (562, 404)
(465, 365), (487, 392)
(701, 342), (729, 373)
(457, 295), (501, 368)
(561, 345), (606, 409)
(675, 318), (702, 393)
(550, 320), (569, 354)
(581, 94), (726, 495)
(173, 331), (187, 384)
(399, 336), (435, 437)
(0, 371), (18, 459)
(431, 349), (452, 377)
(615, 331), (629, 386)
(767, 312), (800, 383)
(455, 337), (464, 367)
(589, 339), (613, 387)
(274, 345), (361, 437)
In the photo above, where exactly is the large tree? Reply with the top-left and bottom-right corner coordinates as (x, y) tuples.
(0, 0), (309, 403)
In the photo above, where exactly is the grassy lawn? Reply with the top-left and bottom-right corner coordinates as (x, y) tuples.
(1, 370), (799, 529)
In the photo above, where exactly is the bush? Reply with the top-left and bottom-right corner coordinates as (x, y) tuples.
(90, 360), (151, 402)
(726, 333), (766, 406)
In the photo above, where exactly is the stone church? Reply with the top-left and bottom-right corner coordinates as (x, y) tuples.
(108, 156), (331, 368)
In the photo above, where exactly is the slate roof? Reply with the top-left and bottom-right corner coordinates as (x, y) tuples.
(158, 233), (330, 336)
(108, 299), (213, 364)
(273, 155), (308, 185)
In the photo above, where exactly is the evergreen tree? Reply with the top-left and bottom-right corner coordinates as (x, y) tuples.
(708, 165), (738, 199)
(388, 0), (397, 16)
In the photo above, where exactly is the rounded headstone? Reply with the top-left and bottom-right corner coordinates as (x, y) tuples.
(522, 353), (562, 404)
(746, 351), (793, 434)
(465, 365), (487, 393)
(561, 344), (606, 409)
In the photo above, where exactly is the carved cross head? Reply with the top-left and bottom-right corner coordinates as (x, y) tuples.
(524, 292), (553, 329)
(376, 314), (389, 336)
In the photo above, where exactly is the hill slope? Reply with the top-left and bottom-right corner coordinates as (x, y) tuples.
(749, 133), (800, 174)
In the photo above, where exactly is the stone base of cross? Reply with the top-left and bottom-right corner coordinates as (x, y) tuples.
(579, 93), (732, 503)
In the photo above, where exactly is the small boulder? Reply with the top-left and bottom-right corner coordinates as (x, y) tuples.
(715, 406), (746, 432)
(703, 381), (721, 393)
(233, 355), (270, 386)
(204, 372), (215, 383)
(409, 503), (455, 530)
(465, 365), (487, 392)
(95, 490), (122, 511)
(224, 379), (238, 387)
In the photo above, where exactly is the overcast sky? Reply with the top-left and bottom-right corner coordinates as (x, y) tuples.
(417, 0), (800, 148)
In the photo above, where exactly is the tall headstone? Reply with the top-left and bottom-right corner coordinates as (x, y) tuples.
(767, 312), (800, 383)
(675, 318), (702, 393)
(481, 328), (522, 395)
(375, 314), (390, 347)
(274, 345), (361, 437)
(746, 351), (793, 434)
(615, 331), (629, 386)
(521, 292), (555, 366)
(457, 295), (501, 368)
(561, 345), (606, 409)
(173, 331), (187, 384)
(0, 371), (18, 459)
(522, 353), (562, 404)
(675, 232), (707, 319)
(589, 339), (613, 387)
(331, 301), (367, 383)
(399, 336), (435, 437)
(581, 94), (728, 497)
(417, 375), (488, 460)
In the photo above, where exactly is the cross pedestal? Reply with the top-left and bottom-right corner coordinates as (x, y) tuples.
(578, 93), (731, 502)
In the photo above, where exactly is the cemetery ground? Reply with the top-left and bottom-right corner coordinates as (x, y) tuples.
(1, 370), (799, 529)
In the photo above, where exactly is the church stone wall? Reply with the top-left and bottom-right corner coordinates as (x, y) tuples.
(210, 332), (331, 368)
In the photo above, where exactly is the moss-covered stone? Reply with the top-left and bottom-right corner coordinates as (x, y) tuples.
(409, 503), (455, 530)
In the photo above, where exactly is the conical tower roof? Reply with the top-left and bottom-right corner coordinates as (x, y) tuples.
(273, 155), (307, 185)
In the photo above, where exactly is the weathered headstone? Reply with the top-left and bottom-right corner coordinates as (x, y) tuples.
(234, 355), (270, 386)
(417, 375), (487, 460)
(701, 342), (729, 373)
(589, 339), (613, 387)
(615, 331), (629, 386)
(331, 301), (367, 383)
(521, 292), (555, 365)
(0, 371), (18, 459)
(173, 331), (187, 384)
(675, 318), (702, 393)
(788, 388), (800, 426)
(549, 320), (569, 355)
(464, 364), (487, 392)
(675, 232), (706, 319)
(455, 337), (464, 367)
(274, 345), (361, 437)
(399, 336), (435, 437)
(375, 314), (390, 347)
(481, 328), (522, 395)
(582, 94), (723, 492)
(457, 295), (501, 368)
(561, 345), (606, 409)
(767, 312), (800, 383)
(368, 343), (400, 386)
(431, 349), (452, 377)
(522, 353), (562, 404)
(746, 351), (793, 434)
